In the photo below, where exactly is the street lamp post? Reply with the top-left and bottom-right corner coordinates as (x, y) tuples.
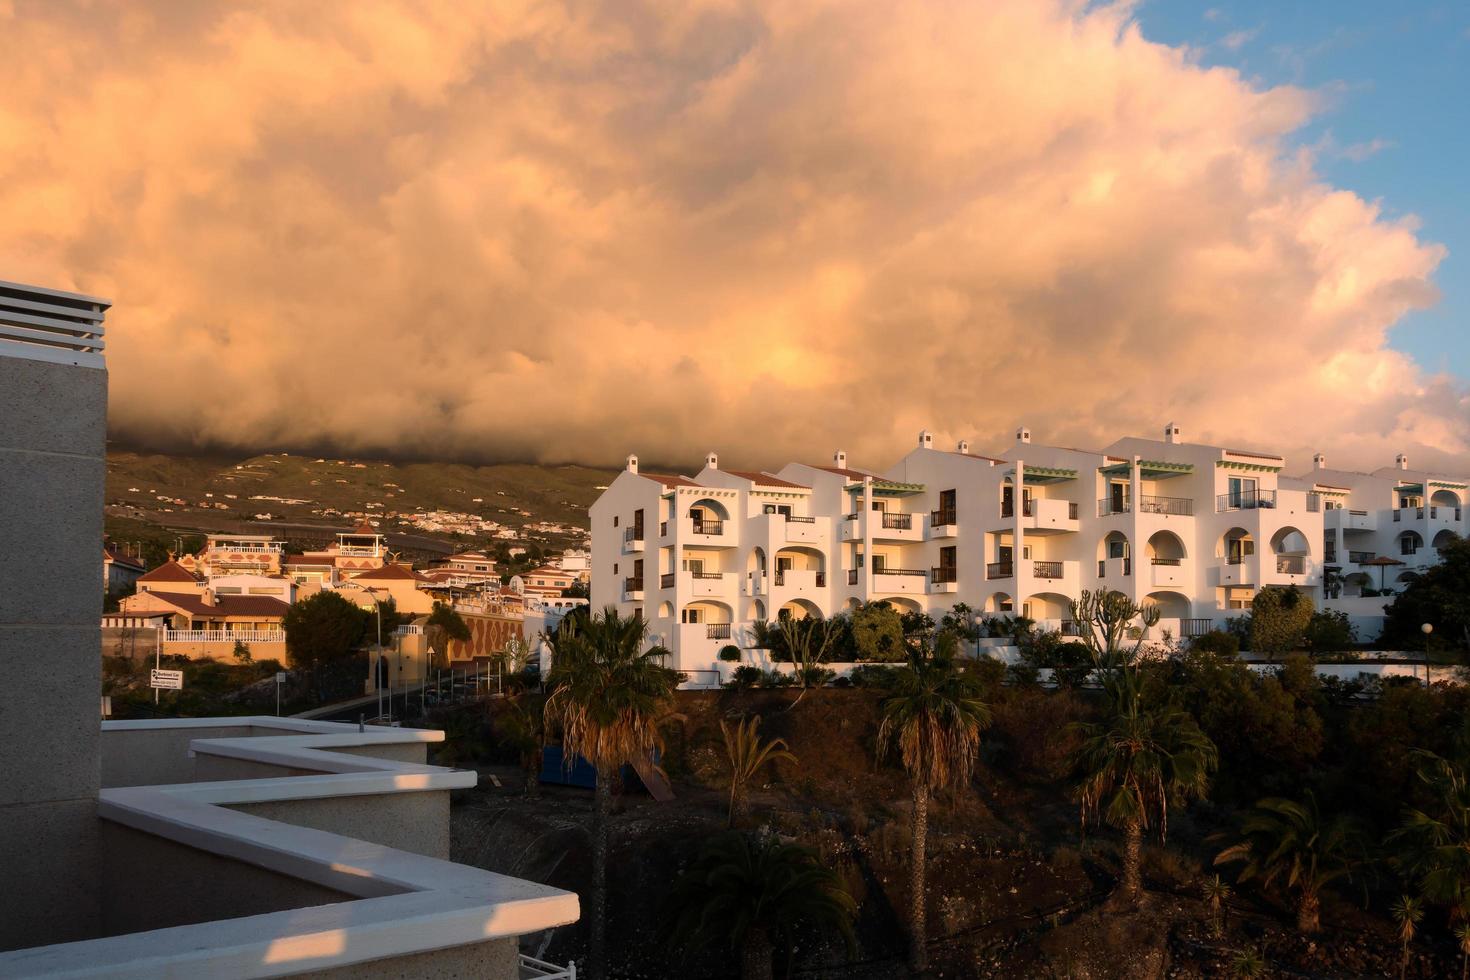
(1420, 622), (1433, 686)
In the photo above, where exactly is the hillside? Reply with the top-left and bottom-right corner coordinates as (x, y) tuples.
(104, 448), (616, 565)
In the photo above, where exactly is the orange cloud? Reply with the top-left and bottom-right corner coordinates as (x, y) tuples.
(0, 1), (1457, 472)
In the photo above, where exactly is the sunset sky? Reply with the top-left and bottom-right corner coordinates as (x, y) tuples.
(3, 1), (1466, 472)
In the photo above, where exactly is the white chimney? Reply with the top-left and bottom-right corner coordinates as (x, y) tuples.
(1164, 421), (1181, 444)
(919, 429), (934, 449)
(833, 450), (847, 469)
(957, 440), (969, 455)
(1396, 453), (1409, 470)
(626, 454), (638, 474)
(1016, 426), (1031, 445)
(1313, 452), (1326, 470)
(705, 451), (719, 470)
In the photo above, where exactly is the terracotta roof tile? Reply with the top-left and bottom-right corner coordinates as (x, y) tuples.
(642, 472), (700, 489)
(352, 563), (430, 583)
(725, 470), (811, 490)
(137, 560), (201, 584)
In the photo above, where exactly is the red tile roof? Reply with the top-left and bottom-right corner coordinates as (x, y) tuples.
(143, 591), (290, 619)
(137, 560), (201, 584)
(103, 547), (146, 571)
(642, 472), (700, 488)
(943, 451), (1006, 464)
(352, 563), (430, 583)
(726, 470), (811, 490)
(813, 465), (879, 480)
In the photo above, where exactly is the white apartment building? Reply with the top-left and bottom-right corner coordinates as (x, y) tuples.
(589, 426), (1468, 685)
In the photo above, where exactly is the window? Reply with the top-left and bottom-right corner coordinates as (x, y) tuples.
(939, 546), (956, 569)
(681, 607), (703, 624)
(613, 515), (619, 527)
(1400, 532), (1422, 556)
(1227, 477), (1256, 507)
(681, 557), (705, 574)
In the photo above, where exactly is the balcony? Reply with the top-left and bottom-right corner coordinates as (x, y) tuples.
(1097, 497), (1130, 517)
(1136, 494), (1193, 517)
(987, 560), (1014, 580)
(1260, 553), (1315, 586)
(1022, 497), (1080, 534)
(622, 526), (645, 554)
(1021, 558), (1079, 591)
(0, 718), (579, 979)
(781, 514), (823, 544)
(706, 622), (733, 640)
(660, 571), (676, 589)
(1326, 509), (1376, 532)
(164, 629), (285, 643)
(1097, 556), (1132, 579)
(1348, 550), (1377, 565)
(929, 565), (958, 593)
(928, 509), (958, 539)
(1218, 555), (1257, 586)
(840, 510), (923, 542)
(872, 568), (927, 595)
(1217, 489), (1277, 512)
(1275, 555), (1306, 575)
(771, 568), (826, 602)
(688, 570), (736, 597)
(622, 576), (644, 599)
(680, 516), (733, 546)
(1149, 557), (1188, 588)
(743, 571), (766, 596)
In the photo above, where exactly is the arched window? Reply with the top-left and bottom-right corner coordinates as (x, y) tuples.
(1400, 531), (1423, 557)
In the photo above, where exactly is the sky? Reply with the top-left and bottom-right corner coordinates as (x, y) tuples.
(2, 0), (1466, 474)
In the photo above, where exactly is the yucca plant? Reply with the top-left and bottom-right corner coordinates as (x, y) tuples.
(1213, 791), (1363, 934)
(721, 714), (796, 827)
(1203, 874), (1233, 936)
(1391, 747), (1470, 918)
(544, 606), (681, 980)
(877, 636), (991, 972)
(666, 831), (856, 980)
(1392, 894), (1423, 980)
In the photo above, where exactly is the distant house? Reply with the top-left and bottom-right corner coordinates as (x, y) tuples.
(102, 544), (146, 596)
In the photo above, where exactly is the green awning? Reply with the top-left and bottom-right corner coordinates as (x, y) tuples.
(1215, 459), (1281, 474)
(1100, 460), (1194, 479)
(845, 480), (925, 496)
(1010, 465), (1077, 484)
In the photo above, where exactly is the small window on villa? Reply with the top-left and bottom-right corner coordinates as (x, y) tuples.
(613, 515), (619, 527)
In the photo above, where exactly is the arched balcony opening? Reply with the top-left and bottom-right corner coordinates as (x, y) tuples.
(778, 598), (822, 620)
(1434, 530), (1460, 553)
(1399, 530), (1424, 557)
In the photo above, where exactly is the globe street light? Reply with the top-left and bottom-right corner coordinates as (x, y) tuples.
(1420, 623), (1433, 686)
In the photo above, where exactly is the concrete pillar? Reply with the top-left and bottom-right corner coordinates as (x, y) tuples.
(0, 347), (107, 949)
(862, 476), (873, 595)
(1013, 461), (1026, 613)
(1129, 456), (1143, 596)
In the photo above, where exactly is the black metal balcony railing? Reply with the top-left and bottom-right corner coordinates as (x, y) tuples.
(1032, 560), (1064, 579)
(1225, 555), (1247, 565)
(786, 515), (815, 523)
(1181, 618), (1213, 637)
(773, 570), (826, 587)
(1306, 493), (1321, 513)
(1325, 550), (1337, 563)
(691, 571), (724, 580)
(873, 567), (926, 577)
(1150, 556), (1182, 566)
(930, 509), (957, 528)
(931, 566), (958, 584)
(881, 512), (912, 530)
(1068, 501), (1080, 520)
(624, 527), (643, 543)
(1098, 498), (1131, 517)
(1349, 509), (1367, 516)
(1276, 555), (1306, 575)
(1349, 551), (1376, 563)
(706, 623), (732, 640)
(987, 561), (1014, 579)
(1217, 489), (1277, 511)
(660, 572), (675, 589)
(845, 512), (860, 521)
(623, 577), (641, 593)
(848, 569), (859, 585)
(1097, 558), (1132, 576)
(1137, 495), (1193, 517)
(692, 518), (724, 535)
(1060, 619), (1082, 637)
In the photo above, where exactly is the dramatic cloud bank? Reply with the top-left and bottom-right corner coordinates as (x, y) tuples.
(2, 0), (1462, 471)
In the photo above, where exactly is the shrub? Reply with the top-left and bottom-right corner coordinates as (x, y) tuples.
(718, 644), (742, 663)
(763, 668), (797, 688)
(1191, 630), (1240, 659)
(1302, 609), (1357, 657)
(851, 602), (907, 662)
(1250, 587), (1314, 655)
(1017, 630), (1092, 688)
(798, 666), (836, 688)
(848, 664), (899, 689)
(726, 665), (764, 690)
(831, 675), (852, 689)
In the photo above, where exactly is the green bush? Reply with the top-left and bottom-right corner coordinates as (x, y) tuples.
(798, 666), (836, 688)
(1302, 609), (1357, 657)
(718, 644), (742, 662)
(1191, 630), (1240, 659)
(725, 665), (764, 690)
(848, 664), (899, 689)
(1249, 587), (1314, 655)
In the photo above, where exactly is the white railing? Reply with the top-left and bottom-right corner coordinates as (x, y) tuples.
(395, 624), (425, 635)
(338, 545), (382, 556)
(520, 954), (577, 979)
(0, 278), (108, 368)
(208, 543), (282, 554)
(164, 629), (285, 643)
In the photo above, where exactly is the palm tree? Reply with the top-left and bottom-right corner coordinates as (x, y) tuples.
(721, 714), (796, 827)
(666, 831), (856, 980)
(425, 600), (470, 670)
(1455, 921), (1470, 980)
(544, 606), (680, 980)
(1392, 894), (1423, 980)
(877, 637), (991, 973)
(1391, 747), (1470, 917)
(1072, 666), (1217, 905)
(1203, 874), (1232, 937)
(1213, 792), (1362, 934)
(498, 692), (546, 797)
